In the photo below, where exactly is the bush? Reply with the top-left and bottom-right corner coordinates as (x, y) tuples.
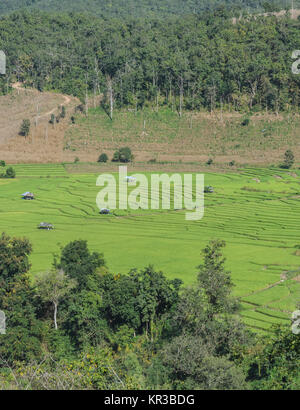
(241, 118), (250, 126)
(19, 119), (30, 137)
(61, 106), (66, 119)
(49, 114), (55, 125)
(280, 150), (294, 169)
(112, 147), (133, 163)
(74, 157), (80, 163)
(0, 167), (16, 179)
(206, 158), (213, 166)
(98, 153), (108, 163)
(0, 160), (5, 167)
(229, 160), (236, 167)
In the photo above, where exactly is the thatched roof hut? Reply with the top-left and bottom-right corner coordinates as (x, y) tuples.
(100, 208), (110, 215)
(38, 222), (54, 230)
(21, 192), (35, 200)
(204, 186), (214, 193)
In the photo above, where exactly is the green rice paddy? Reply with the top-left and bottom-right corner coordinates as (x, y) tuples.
(0, 163), (299, 334)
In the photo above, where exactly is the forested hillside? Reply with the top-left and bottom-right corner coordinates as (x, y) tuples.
(0, 0), (297, 18)
(0, 9), (299, 113)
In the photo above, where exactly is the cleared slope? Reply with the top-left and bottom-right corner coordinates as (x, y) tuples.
(0, 85), (79, 163)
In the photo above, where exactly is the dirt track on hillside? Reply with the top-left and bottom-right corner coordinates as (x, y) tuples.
(0, 83), (79, 162)
(11, 82), (72, 119)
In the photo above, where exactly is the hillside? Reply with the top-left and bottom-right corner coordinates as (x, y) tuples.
(2, 91), (300, 166)
(0, 10), (299, 114)
(0, 85), (79, 163)
(62, 107), (300, 167)
(0, 6), (299, 165)
(0, 0), (298, 18)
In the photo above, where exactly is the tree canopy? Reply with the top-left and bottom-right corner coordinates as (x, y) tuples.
(0, 9), (299, 114)
(0, 0), (295, 19)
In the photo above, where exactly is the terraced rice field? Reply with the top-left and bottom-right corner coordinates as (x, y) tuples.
(0, 163), (299, 334)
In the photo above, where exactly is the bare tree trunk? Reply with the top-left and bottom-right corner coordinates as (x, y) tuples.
(210, 84), (216, 114)
(179, 76), (183, 118)
(94, 57), (100, 108)
(220, 97), (223, 123)
(249, 80), (257, 110)
(93, 81), (96, 108)
(107, 76), (113, 120)
(54, 302), (58, 330)
(85, 73), (89, 116)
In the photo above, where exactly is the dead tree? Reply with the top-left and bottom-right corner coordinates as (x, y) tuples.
(106, 75), (114, 120)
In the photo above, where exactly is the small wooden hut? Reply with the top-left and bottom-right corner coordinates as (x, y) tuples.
(100, 208), (110, 215)
(21, 192), (35, 200)
(38, 222), (54, 230)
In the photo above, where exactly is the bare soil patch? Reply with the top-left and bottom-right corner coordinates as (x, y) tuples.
(0, 85), (79, 163)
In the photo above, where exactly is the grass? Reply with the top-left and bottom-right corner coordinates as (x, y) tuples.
(64, 106), (300, 166)
(0, 163), (300, 334)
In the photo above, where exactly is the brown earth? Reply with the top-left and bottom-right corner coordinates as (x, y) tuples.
(0, 84), (79, 163)
(1, 84), (300, 167)
(62, 108), (300, 167)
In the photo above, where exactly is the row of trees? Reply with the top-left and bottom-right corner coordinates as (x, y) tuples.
(0, 0), (294, 19)
(1, 10), (300, 114)
(0, 233), (299, 389)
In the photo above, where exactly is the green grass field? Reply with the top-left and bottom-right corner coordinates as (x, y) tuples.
(0, 163), (299, 334)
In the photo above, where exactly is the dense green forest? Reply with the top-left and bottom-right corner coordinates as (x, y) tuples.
(0, 0), (297, 19)
(0, 233), (299, 389)
(0, 9), (300, 113)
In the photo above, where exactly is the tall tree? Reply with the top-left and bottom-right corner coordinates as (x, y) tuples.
(197, 240), (235, 318)
(35, 269), (76, 330)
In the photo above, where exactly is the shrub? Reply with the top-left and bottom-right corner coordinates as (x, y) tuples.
(229, 160), (236, 167)
(206, 158), (213, 166)
(112, 150), (120, 162)
(112, 147), (133, 163)
(19, 119), (30, 137)
(61, 106), (66, 118)
(49, 114), (55, 125)
(280, 150), (294, 169)
(98, 153), (108, 163)
(1, 167), (16, 178)
(241, 118), (250, 126)
(0, 160), (5, 167)
(74, 157), (80, 163)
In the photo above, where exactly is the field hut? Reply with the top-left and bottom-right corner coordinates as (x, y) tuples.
(38, 222), (54, 230)
(204, 186), (214, 193)
(21, 192), (35, 200)
(100, 208), (110, 215)
(125, 176), (136, 183)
